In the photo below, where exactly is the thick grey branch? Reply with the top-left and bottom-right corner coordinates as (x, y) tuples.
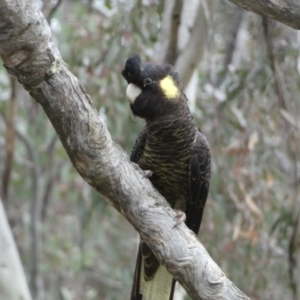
(228, 0), (300, 29)
(0, 1), (250, 299)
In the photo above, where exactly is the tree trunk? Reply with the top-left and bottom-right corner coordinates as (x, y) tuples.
(0, 198), (32, 300)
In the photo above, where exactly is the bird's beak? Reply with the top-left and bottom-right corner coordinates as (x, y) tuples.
(126, 83), (142, 103)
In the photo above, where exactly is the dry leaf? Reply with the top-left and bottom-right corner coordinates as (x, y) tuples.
(266, 173), (274, 189)
(245, 194), (263, 220)
(248, 131), (259, 151)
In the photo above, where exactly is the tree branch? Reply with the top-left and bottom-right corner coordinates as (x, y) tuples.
(174, 1), (211, 87)
(216, 6), (244, 87)
(228, 0), (300, 29)
(262, 17), (287, 110)
(162, 0), (183, 65)
(41, 134), (58, 222)
(0, 1), (250, 299)
(17, 130), (43, 300)
(42, 0), (63, 23)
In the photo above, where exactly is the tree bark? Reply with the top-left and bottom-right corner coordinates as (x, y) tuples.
(0, 198), (32, 300)
(228, 0), (300, 29)
(0, 1), (250, 299)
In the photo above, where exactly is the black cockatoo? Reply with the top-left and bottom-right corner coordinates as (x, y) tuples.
(122, 54), (211, 300)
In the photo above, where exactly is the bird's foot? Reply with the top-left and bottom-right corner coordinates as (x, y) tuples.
(173, 210), (186, 228)
(143, 170), (153, 178)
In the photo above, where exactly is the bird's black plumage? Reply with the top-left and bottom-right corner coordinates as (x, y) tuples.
(122, 54), (211, 300)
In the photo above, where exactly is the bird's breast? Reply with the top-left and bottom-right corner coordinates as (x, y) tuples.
(138, 124), (196, 210)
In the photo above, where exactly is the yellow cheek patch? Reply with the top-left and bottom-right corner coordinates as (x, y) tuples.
(159, 75), (180, 99)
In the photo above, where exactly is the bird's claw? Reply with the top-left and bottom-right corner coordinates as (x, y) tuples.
(173, 210), (186, 228)
(143, 170), (153, 178)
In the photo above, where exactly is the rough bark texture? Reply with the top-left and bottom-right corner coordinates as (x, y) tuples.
(0, 198), (32, 300)
(228, 0), (300, 29)
(0, 1), (250, 299)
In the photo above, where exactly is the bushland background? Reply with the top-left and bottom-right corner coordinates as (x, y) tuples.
(0, 1), (299, 299)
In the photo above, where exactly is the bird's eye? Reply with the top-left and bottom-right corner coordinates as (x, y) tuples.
(144, 78), (152, 86)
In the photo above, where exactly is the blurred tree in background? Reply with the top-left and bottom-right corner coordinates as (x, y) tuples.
(0, 0), (300, 299)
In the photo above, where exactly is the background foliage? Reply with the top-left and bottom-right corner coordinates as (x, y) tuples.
(0, 0), (299, 299)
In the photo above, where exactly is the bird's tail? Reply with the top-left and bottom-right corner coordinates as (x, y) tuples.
(131, 246), (176, 300)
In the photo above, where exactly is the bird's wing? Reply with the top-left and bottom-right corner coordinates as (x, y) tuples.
(130, 126), (147, 163)
(187, 129), (211, 234)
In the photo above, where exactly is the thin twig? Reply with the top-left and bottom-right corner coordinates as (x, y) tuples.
(1, 76), (17, 204)
(174, 0), (211, 87)
(0, 112), (43, 299)
(47, 0), (63, 22)
(262, 17), (287, 110)
(14, 127), (42, 299)
(162, 0), (183, 64)
(216, 7), (244, 87)
(42, 0), (63, 23)
(41, 134), (58, 222)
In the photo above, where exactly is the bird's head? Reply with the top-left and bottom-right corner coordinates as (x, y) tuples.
(121, 54), (183, 120)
